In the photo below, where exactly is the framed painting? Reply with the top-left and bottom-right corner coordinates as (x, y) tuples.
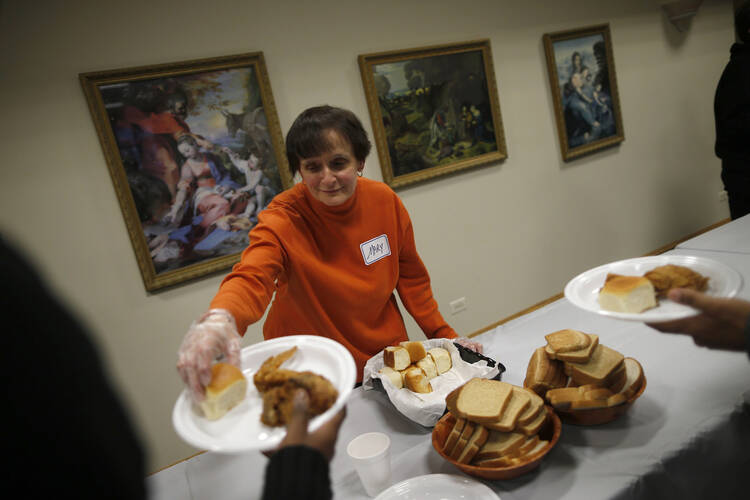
(80, 52), (292, 291)
(359, 40), (507, 188)
(543, 24), (624, 161)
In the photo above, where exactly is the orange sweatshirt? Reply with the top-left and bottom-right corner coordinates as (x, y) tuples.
(210, 177), (457, 380)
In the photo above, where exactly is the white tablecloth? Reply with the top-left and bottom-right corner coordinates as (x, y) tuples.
(149, 222), (750, 500)
(677, 213), (750, 254)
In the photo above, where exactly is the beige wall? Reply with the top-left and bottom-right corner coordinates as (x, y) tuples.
(0, 0), (733, 472)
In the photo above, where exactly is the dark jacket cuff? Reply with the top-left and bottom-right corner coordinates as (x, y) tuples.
(262, 445), (331, 500)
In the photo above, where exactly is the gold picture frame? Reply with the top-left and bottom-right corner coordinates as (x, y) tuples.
(80, 52), (292, 291)
(359, 40), (507, 188)
(543, 24), (625, 161)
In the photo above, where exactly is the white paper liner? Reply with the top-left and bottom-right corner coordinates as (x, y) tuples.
(362, 338), (500, 427)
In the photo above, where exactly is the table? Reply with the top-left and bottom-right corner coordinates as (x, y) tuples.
(149, 220), (750, 500)
(677, 213), (750, 254)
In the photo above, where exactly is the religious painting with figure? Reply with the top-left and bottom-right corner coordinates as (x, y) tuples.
(359, 40), (507, 188)
(544, 24), (625, 161)
(80, 53), (292, 291)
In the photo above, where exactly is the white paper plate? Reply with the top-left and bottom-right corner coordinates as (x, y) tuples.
(172, 335), (356, 453)
(564, 255), (742, 322)
(374, 473), (500, 500)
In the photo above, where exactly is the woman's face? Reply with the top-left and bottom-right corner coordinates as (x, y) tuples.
(178, 140), (198, 159)
(299, 129), (363, 206)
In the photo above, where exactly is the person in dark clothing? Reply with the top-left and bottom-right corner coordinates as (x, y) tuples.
(714, 2), (750, 220)
(2, 234), (343, 499)
(2, 235), (148, 499)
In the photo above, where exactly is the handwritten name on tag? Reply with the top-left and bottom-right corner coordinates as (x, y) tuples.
(360, 234), (391, 266)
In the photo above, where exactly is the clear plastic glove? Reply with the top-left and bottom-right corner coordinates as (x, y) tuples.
(177, 309), (241, 403)
(453, 336), (484, 354)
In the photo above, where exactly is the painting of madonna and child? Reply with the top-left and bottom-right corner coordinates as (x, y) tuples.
(544, 25), (624, 161)
(359, 40), (507, 188)
(81, 53), (291, 290)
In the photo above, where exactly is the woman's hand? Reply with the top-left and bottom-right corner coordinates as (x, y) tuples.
(176, 309), (241, 402)
(453, 336), (484, 354)
(647, 289), (750, 351)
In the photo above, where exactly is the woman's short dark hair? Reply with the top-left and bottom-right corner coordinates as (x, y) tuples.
(285, 105), (371, 175)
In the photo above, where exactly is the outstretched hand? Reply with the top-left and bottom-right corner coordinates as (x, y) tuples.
(265, 390), (346, 462)
(647, 288), (750, 351)
(453, 336), (484, 354)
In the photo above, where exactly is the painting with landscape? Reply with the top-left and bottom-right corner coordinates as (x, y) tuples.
(543, 24), (624, 161)
(359, 40), (507, 188)
(80, 53), (291, 291)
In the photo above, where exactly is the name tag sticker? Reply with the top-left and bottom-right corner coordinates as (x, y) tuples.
(360, 234), (391, 266)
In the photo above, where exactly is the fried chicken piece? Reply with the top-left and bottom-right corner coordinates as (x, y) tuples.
(643, 264), (709, 298)
(254, 346), (339, 427)
(260, 372), (339, 427)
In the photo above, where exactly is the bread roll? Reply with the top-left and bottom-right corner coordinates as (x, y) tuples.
(403, 366), (432, 393)
(399, 341), (427, 363)
(199, 363), (247, 420)
(427, 347), (452, 374)
(598, 274), (657, 313)
(384, 346), (411, 370)
(378, 366), (403, 389)
(416, 354), (438, 379)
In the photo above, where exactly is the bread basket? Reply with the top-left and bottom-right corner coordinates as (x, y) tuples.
(431, 406), (561, 480)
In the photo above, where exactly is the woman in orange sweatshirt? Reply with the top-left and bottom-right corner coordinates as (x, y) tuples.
(178, 106), (482, 400)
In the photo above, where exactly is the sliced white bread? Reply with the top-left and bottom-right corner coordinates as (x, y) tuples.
(443, 417), (466, 454)
(474, 430), (526, 461)
(598, 273), (657, 313)
(524, 347), (568, 396)
(446, 379), (513, 424)
(378, 366), (403, 389)
(517, 389), (544, 426)
(546, 334), (600, 363)
(620, 357), (645, 400)
(484, 386), (531, 432)
(399, 341), (427, 363)
(416, 354), (438, 379)
(428, 347), (452, 374)
(517, 406), (547, 436)
(449, 420), (475, 460)
(564, 344), (624, 386)
(457, 425), (490, 464)
(384, 346), (410, 371)
(544, 329), (590, 353)
(517, 435), (540, 456)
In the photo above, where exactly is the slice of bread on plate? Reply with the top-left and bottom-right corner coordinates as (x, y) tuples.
(199, 363), (247, 420)
(598, 273), (657, 313)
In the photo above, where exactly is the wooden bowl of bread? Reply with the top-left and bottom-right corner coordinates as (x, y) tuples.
(431, 379), (561, 480)
(524, 329), (646, 426)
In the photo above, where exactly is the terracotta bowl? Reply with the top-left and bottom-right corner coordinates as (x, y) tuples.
(553, 375), (647, 426)
(431, 406), (561, 480)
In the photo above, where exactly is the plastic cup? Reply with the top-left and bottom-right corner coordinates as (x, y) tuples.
(346, 432), (392, 497)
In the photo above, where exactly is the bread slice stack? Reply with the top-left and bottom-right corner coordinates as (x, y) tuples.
(441, 378), (551, 467)
(524, 329), (644, 414)
(379, 341), (452, 393)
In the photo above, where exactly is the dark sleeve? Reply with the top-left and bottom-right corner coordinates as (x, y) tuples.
(745, 314), (750, 360)
(1, 236), (147, 499)
(262, 445), (331, 500)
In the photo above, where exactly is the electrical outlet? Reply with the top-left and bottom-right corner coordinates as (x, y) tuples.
(450, 297), (467, 315)
(718, 190), (728, 202)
